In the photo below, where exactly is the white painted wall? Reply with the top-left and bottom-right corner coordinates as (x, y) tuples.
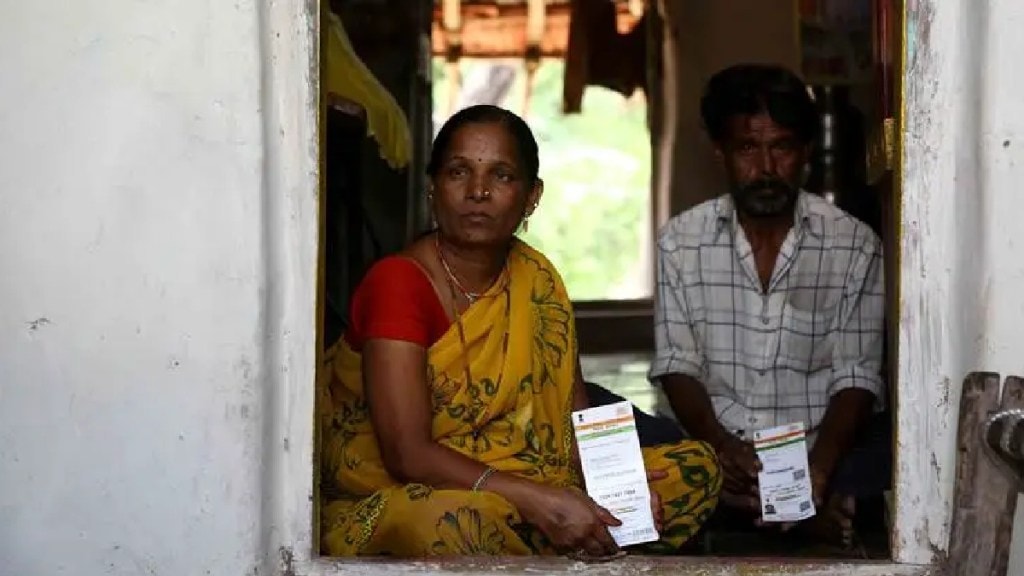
(971, 1), (1024, 572)
(0, 1), (318, 575)
(898, 0), (1024, 566)
(2, 0), (1024, 574)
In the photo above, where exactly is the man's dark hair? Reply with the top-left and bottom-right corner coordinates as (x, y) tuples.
(700, 64), (819, 144)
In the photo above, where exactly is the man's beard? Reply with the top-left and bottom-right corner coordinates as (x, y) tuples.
(731, 178), (799, 218)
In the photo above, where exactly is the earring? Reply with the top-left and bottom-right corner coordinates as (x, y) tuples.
(425, 192), (436, 229)
(522, 203), (537, 233)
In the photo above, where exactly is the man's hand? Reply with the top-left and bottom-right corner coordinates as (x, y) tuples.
(774, 451), (836, 532)
(711, 432), (761, 511)
(808, 461), (830, 508)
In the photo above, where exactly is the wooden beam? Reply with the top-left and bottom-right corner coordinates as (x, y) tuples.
(574, 301), (654, 354)
(946, 373), (1023, 576)
(521, 0), (545, 114)
(525, 0), (546, 48)
(441, 0), (463, 115)
(431, 3), (640, 59)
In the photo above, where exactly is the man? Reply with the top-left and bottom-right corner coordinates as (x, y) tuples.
(649, 64), (887, 540)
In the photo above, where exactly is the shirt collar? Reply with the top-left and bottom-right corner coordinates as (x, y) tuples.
(713, 190), (823, 239)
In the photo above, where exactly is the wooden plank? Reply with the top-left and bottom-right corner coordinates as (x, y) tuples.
(1000, 377), (1024, 463)
(429, 3), (641, 58)
(432, 4), (571, 58)
(313, 556), (934, 575)
(946, 372), (1020, 576)
(989, 376), (1024, 575)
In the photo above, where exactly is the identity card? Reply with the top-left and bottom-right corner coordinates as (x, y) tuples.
(753, 422), (817, 523)
(572, 401), (658, 547)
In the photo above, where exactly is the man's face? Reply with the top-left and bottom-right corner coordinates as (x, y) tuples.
(717, 113), (810, 218)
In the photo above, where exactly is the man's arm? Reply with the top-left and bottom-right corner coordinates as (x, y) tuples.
(810, 232), (886, 499)
(650, 235), (758, 497)
(661, 374), (727, 445)
(808, 389), (874, 497)
(649, 235), (713, 435)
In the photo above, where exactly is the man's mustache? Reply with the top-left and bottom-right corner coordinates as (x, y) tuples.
(740, 179), (792, 195)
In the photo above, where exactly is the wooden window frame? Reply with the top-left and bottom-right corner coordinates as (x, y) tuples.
(574, 299), (654, 354)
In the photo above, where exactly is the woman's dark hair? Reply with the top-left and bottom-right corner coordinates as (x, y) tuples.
(427, 105), (540, 184)
(700, 64), (819, 145)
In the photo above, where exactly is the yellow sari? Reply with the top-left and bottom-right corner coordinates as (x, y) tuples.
(319, 242), (720, 556)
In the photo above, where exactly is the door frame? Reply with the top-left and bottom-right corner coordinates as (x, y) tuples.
(275, 0), (967, 572)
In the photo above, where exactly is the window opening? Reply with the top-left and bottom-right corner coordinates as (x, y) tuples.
(432, 57), (653, 302)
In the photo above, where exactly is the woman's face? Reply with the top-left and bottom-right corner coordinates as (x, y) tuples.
(430, 121), (541, 248)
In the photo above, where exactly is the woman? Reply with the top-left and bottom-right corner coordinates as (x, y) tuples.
(319, 105), (720, 557)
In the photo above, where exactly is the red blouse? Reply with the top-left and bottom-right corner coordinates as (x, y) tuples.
(344, 256), (452, 351)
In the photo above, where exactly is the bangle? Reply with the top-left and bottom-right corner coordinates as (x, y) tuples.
(472, 467), (497, 492)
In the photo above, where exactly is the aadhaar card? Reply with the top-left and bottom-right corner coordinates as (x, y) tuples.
(572, 401), (659, 547)
(753, 422), (817, 523)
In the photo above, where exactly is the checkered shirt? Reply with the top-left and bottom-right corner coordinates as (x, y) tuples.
(649, 191), (885, 437)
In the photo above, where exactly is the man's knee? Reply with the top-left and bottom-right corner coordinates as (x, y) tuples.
(830, 413), (893, 498)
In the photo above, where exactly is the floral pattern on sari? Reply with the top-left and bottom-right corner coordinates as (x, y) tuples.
(430, 507), (510, 555)
(318, 241), (721, 556)
(522, 254), (573, 392)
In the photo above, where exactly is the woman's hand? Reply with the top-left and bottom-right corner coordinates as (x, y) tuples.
(514, 484), (622, 557)
(647, 468), (667, 532)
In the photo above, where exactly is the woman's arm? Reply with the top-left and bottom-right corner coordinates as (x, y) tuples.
(363, 338), (622, 555)
(363, 338), (533, 500)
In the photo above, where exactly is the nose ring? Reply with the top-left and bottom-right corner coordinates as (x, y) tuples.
(481, 189), (491, 198)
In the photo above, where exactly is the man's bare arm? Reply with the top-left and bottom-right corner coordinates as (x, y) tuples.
(660, 373), (727, 445)
(661, 373), (759, 500)
(811, 232), (885, 500)
(808, 388), (875, 499)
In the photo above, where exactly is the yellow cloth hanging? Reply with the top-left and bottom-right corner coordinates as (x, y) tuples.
(324, 12), (412, 170)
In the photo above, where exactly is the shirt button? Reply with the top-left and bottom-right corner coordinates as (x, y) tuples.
(758, 370), (766, 376)
(761, 316), (769, 325)
(749, 416), (758, 425)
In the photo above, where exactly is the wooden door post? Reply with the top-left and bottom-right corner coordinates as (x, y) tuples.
(947, 373), (1024, 576)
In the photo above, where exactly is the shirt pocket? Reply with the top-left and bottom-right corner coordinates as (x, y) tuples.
(779, 300), (837, 372)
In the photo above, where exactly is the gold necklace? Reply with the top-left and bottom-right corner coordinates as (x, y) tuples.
(435, 234), (507, 303)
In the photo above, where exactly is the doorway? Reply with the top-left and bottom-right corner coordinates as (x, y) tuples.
(316, 0), (907, 565)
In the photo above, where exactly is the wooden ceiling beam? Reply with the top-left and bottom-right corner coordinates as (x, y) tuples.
(441, 0), (462, 58)
(431, 2), (640, 59)
(441, 0), (463, 115)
